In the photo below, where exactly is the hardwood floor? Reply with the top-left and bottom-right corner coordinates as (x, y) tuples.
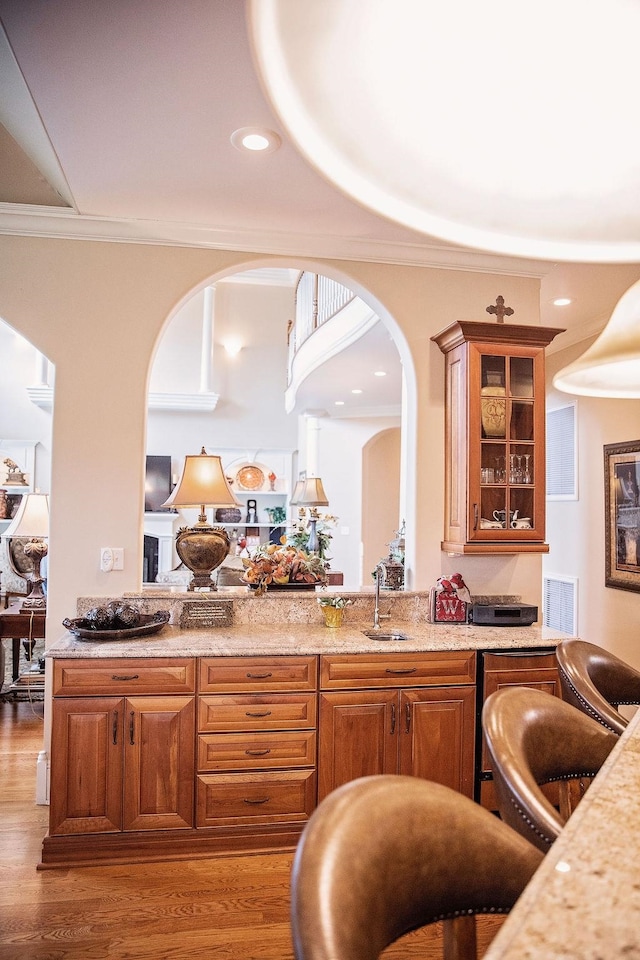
(0, 700), (504, 959)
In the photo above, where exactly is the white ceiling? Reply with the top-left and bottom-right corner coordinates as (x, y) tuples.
(1, 0), (639, 416)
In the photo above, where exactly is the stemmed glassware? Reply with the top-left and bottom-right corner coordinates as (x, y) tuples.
(509, 454), (522, 484)
(522, 454), (532, 485)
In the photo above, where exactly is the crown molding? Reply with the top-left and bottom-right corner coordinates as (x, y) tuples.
(27, 383), (220, 412)
(148, 392), (219, 412)
(0, 203), (553, 278)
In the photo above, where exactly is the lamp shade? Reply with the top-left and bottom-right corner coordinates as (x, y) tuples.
(297, 477), (329, 507)
(290, 479), (305, 505)
(4, 492), (49, 538)
(554, 278), (640, 398)
(161, 448), (239, 509)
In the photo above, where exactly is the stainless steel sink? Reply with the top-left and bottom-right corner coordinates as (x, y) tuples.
(362, 629), (409, 641)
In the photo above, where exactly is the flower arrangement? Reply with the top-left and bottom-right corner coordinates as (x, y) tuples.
(317, 595), (353, 609)
(241, 541), (326, 595)
(288, 511), (337, 560)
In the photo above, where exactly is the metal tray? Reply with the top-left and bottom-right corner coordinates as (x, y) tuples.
(62, 610), (170, 641)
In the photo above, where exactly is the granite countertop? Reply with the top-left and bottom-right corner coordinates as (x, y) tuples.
(46, 590), (571, 658)
(484, 705), (640, 959)
(46, 620), (569, 659)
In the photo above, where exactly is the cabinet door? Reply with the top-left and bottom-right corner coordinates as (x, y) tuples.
(399, 687), (476, 798)
(318, 691), (397, 801)
(471, 344), (546, 544)
(123, 696), (195, 831)
(49, 697), (123, 836)
(480, 650), (559, 774)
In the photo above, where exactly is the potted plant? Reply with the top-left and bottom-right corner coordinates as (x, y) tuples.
(317, 595), (353, 628)
(241, 541), (326, 595)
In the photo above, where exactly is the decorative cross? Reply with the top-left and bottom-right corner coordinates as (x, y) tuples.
(486, 295), (514, 323)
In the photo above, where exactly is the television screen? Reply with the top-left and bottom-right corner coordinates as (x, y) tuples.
(144, 455), (174, 512)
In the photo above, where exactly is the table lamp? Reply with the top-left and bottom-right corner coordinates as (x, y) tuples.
(4, 492), (50, 610)
(297, 477), (329, 554)
(161, 448), (240, 590)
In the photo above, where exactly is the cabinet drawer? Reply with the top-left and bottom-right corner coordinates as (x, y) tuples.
(320, 651), (476, 689)
(198, 731), (316, 770)
(52, 658), (196, 696)
(196, 770), (316, 826)
(198, 693), (317, 732)
(199, 656), (317, 693)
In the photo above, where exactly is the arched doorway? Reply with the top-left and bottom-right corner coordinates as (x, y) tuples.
(145, 263), (413, 588)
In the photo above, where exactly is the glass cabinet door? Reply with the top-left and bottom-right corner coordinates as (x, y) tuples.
(477, 352), (538, 539)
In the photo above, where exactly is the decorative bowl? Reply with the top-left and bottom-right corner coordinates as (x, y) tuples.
(62, 610), (170, 641)
(215, 507), (242, 523)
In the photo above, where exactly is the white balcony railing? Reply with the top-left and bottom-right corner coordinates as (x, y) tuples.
(288, 273), (355, 382)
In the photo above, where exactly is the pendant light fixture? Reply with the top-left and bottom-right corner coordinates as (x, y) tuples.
(554, 278), (640, 398)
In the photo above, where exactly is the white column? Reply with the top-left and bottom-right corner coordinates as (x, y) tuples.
(34, 351), (49, 387)
(200, 285), (215, 393)
(306, 416), (321, 476)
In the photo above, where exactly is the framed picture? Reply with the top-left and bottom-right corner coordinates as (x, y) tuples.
(604, 440), (640, 592)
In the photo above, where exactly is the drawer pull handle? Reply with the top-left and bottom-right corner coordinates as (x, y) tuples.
(243, 796), (270, 804)
(246, 710), (272, 718)
(245, 748), (271, 756)
(385, 668), (417, 675)
(246, 672), (273, 679)
(390, 702), (396, 735)
(129, 711), (135, 745)
(112, 674), (139, 681)
(112, 710), (118, 745)
(405, 702), (411, 733)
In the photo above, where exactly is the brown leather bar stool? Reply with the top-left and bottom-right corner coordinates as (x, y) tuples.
(290, 775), (543, 960)
(482, 686), (618, 852)
(556, 638), (640, 735)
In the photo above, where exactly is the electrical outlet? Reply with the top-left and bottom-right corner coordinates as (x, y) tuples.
(112, 548), (124, 570)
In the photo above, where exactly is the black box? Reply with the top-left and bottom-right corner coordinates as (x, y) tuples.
(469, 603), (538, 627)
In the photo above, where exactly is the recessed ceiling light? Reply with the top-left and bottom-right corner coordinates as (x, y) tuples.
(335, 400), (345, 406)
(374, 370), (387, 377)
(552, 297), (573, 307)
(231, 126), (281, 154)
(351, 388), (363, 394)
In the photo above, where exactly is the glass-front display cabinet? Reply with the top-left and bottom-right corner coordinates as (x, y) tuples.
(432, 321), (564, 554)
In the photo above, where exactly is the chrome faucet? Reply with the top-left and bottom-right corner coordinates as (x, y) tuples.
(372, 562), (392, 630)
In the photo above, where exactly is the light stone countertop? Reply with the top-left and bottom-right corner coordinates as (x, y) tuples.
(46, 620), (570, 658)
(46, 590), (571, 658)
(484, 705), (640, 960)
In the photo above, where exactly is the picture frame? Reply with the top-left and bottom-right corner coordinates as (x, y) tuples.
(604, 440), (640, 592)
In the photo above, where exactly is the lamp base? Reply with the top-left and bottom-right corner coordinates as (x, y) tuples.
(175, 525), (231, 592)
(20, 581), (47, 611)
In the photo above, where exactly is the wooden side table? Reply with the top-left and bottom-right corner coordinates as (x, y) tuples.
(0, 601), (46, 682)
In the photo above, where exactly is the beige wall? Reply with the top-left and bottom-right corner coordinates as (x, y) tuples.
(0, 235), (545, 647)
(545, 342), (640, 670)
(362, 427), (401, 580)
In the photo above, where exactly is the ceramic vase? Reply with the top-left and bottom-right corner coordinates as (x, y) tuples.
(480, 375), (506, 438)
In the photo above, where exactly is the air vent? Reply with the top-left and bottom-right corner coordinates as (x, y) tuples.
(543, 575), (577, 635)
(546, 403), (577, 499)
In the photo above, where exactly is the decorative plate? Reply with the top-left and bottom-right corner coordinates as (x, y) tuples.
(62, 610), (170, 641)
(236, 465), (265, 490)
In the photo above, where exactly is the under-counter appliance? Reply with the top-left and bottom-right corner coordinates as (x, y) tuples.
(469, 603), (538, 627)
(474, 647), (560, 807)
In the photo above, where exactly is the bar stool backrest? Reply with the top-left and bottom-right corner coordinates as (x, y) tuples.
(290, 774), (543, 960)
(482, 686), (618, 852)
(556, 639), (640, 735)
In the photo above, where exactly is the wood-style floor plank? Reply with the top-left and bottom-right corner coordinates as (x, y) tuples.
(0, 700), (504, 959)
